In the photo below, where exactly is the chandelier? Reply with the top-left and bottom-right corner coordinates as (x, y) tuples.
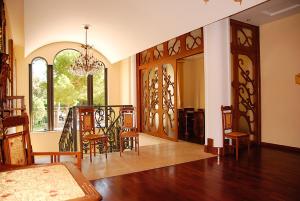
(70, 25), (105, 76)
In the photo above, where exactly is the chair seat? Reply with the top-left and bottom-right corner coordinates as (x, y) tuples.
(225, 132), (249, 138)
(120, 131), (139, 138)
(83, 134), (106, 141)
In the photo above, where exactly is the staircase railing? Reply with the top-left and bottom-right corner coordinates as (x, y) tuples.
(59, 107), (75, 152)
(59, 105), (132, 153)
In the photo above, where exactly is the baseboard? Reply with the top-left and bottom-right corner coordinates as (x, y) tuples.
(204, 138), (223, 155)
(261, 142), (300, 153)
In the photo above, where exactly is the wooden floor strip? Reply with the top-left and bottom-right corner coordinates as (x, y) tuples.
(92, 147), (300, 201)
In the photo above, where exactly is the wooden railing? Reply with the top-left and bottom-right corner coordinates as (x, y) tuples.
(0, 96), (26, 119)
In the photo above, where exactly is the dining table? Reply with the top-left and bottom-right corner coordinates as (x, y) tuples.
(0, 162), (102, 201)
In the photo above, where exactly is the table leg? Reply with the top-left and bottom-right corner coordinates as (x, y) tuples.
(236, 138), (239, 160)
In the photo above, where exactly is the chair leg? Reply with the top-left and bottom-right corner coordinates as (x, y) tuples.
(120, 137), (122, 157)
(105, 139), (108, 159)
(94, 141), (96, 157)
(138, 137), (139, 155)
(248, 137), (250, 156)
(89, 142), (92, 162)
(236, 138), (239, 160)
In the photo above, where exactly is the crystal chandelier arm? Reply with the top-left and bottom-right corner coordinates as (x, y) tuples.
(70, 25), (105, 76)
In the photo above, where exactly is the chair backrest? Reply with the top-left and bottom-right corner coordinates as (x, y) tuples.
(78, 107), (95, 137)
(221, 105), (233, 136)
(120, 107), (136, 130)
(1, 113), (33, 165)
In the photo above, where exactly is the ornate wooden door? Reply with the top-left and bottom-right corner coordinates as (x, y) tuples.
(137, 27), (203, 141)
(140, 61), (177, 140)
(231, 20), (261, 144)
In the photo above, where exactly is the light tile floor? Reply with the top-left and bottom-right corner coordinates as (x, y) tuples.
(81, 133), (215, 180)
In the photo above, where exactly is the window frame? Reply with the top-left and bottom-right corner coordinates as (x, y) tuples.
(29, 57), (51, 131)
(29, 49), (107, 132)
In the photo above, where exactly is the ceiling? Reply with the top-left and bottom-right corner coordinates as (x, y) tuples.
(9, 0), (268, 63)
(231, 0), (300, 25)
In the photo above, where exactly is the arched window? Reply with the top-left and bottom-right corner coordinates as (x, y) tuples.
(29, 57), (48, 131)
(29, 49), (107, 131)
(53, 49), (86, 129)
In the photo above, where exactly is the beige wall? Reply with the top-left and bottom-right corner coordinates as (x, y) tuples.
(177, 54), (205, 109)
(108, 57), (131, 105)
(30, 131), (61, 152)
(260, 13), (300, 148)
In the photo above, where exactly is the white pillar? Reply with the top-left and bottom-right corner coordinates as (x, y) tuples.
(130, 55), (137, 107)
(204, 18), (231, 148)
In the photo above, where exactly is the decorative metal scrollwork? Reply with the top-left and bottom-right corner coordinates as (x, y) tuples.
(95, 106), (120, 152)
(59, 108), (75, 152)
(162, 64), (175, 137)
(59, 105), (132, 153)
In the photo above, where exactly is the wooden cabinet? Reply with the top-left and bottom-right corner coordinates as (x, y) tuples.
(178, 108), (205, 144)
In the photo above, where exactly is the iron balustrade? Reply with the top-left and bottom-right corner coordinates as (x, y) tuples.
(59, 105), (132, 154)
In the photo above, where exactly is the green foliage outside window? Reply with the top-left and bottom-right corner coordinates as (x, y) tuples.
(31, 49), (105, 131)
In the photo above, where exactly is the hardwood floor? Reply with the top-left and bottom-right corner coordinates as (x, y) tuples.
(91, 147), (300, 201)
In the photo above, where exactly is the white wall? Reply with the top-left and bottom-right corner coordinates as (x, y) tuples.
(204, 18), (231, 148)
(260, 13), (300, 148)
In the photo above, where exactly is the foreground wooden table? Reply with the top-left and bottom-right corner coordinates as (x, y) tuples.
(0, 163), (102, 201)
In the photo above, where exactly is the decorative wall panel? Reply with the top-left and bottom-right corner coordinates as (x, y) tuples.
(148, 67), (159, 132)
(162, 64), (175, 138)
(231, 20), (260, 144)
(141, 70), (149, 132)
(238, 54), (255, 134)
(154, 44), (164, 60)
(237, 28), (253, 48)
(168, 38), (181, 56)
(140, 50), (151, 65)
(186, 29), (203, 50)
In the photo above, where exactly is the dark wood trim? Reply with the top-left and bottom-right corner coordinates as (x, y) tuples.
(136, 55), (141, 132)
(8, 39), (13, 95)
(28, 63), (33, 130)
(261, 142), (300, 153)
(48, 64), (54, 131)
(204, 138), (222, 155)
(256, 27), (262, 145)
(87, 74), (93, 106)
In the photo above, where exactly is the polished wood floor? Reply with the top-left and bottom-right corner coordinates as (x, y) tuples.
(91, 147), (300, 201)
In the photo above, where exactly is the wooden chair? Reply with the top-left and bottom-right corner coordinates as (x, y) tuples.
(1, 113), (82, 169)
(78, 107), (108, 162)
(221, 105), (250, 160)
(119, 107), (139, 156)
